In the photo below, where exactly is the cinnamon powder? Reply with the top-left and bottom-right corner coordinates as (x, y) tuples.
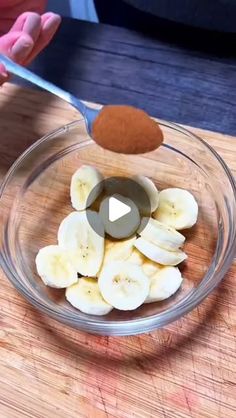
(92, 105), (163, 154)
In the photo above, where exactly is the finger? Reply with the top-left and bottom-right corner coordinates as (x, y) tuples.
(11, 32), (34, 63)
(10, 12), (41, 43)
(24, 12), (61, 65)
(0, 31), (34, 63)
(0, 63), (9, 86)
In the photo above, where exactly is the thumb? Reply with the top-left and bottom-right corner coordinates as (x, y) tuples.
(0, 31), (34, 85)
(0, 63), (9, 86)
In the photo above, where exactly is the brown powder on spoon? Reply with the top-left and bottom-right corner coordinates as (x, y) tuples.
(92, 105), (163, 154)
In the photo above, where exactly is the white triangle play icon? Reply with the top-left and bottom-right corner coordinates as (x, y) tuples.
(109, 196), (131, 222)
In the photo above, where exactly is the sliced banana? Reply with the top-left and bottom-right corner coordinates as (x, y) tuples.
(139, 217), (185, 251)
(127, 248), (145, 266)
(70, 165), (103, 211)
(35, 245), (78, 288)
(134, 238), (187, 266)
(127, 247), (162, 277)
(133, 175), (159, 214)
(66, 277), (113, 315)
(58, 211), (104, 276)
(153, 188), (198, 230)
(145, 266), (183, 303)
(98, 261), (150, 310)
(103, 236), (136, 267)
(142, 258), (162, 277)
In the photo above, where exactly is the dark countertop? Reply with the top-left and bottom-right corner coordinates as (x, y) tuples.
(27, 17), (236, 135)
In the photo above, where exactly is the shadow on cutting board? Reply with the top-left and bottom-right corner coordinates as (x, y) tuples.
(0, 84), (78, 179)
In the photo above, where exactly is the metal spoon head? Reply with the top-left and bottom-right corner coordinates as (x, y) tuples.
(83, 106), (101, 136)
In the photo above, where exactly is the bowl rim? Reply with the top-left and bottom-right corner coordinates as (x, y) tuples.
(1, 118), (236, 336)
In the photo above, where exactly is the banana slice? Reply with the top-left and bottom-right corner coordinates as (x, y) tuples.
(127, 247), (162, 276)
(103, 236), (136, 266)
(142, 258), (162, 277)
(139, 217), (185, 251)
(66, 277), (113, 315)
(98, 261), (149, 310)
(153, 188), (198, 230)
(127, 248), (145, 266)
(134, 238), (187, 266)
(70, 165), (103, 211)
(35, 245), (78, 288)
(58, 211), (104, 276)
(145, 266), (183, 303)
(133, 175), (159, 214)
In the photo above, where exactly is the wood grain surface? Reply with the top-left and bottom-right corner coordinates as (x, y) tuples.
(0, 83), (235, 418)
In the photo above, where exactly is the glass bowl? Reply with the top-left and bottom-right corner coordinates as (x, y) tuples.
(0, 119), (235, 336)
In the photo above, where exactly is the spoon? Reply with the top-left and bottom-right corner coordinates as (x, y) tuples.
(0, 54), (99, 135)
(0, 54), (164, 154)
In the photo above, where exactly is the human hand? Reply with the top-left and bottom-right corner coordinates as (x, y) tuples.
(0, 1), (61, 85)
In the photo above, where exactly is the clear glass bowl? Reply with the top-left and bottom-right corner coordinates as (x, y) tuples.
(1, 119), (235, 336)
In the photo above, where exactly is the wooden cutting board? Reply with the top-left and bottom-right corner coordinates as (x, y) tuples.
(0, 83), (235, 418)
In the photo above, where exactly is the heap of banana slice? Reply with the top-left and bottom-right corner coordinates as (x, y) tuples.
(36, 165), (198, 316)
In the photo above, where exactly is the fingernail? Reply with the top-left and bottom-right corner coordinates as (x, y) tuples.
(0, 64), (8, 77)
(11, 35), (33, 61)
(0, 71), (10, 86)
(43, 14), (61, 32)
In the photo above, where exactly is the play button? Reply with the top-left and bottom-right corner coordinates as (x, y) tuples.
(86, 176), (151, 239)
(109, 196), (131, 222)
(99, 193), (140, 238)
